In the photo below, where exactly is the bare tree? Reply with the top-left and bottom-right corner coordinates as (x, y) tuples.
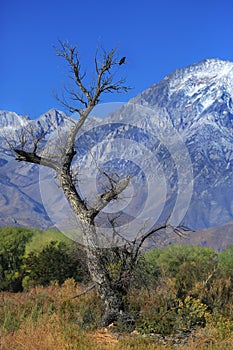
(12, 41), (174, 326)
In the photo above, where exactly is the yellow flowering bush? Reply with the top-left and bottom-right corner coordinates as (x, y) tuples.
(176, 296), (210, 332)
(136, 295), (210, 335)
(208, 314), (233, 340)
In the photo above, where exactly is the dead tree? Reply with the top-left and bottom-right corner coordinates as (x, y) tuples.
(12, 41), (172, 326)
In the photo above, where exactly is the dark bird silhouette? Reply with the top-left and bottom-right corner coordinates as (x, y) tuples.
(119, 57), (126, 65)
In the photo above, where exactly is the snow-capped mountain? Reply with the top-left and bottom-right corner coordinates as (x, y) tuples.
(0, 59), (233, 245)
(130, 58), (233, 229)
(0, 109), (68, 228)
(132, 58), (233, 126)
(0, 111), (29, 129)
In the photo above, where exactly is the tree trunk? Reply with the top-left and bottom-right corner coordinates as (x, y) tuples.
(59, 171), (133, 326)
(90, 259), (132, 327)
(80, 222), (132, 326)
(99, 284), (128, 326)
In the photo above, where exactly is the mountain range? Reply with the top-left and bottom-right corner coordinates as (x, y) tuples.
(0, 58), (233, 250)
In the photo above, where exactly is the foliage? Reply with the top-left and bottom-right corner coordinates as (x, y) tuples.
(198, 277), (233, 317)
(23, 241), (88, 289)
(0, 226), (89, 292)
(218, 245), (233, 279)
(175, 296), (210, 331)
(131, 254), (161, 290)
(0, 226), (33, 291)
(136, 296), (209, 335)
(144, 245), (218, 297)
(25, 228), (73, 255)
(145, 245), (217, 278)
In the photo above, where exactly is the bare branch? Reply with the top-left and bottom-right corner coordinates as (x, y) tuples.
(53, 41), (131, 173)
(14, 149), (59, 170)
(88, 176), (131, 219)
(55, 91), (81, 114)
(2, 129), (18, 151)
(55, 40), (91, 106)
(55, 41), (130, 113)
(71, 284), (96, 299)
(89, 148), (120, 190)
(136, 223), (168, 251)
(65, 85), (88, 108)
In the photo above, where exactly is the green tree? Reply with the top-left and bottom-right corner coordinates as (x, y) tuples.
(218, 246), (233, 279)
(0, 226), (33, 291)
(23, 241), (88, 289)
(145, 245), (218, 297)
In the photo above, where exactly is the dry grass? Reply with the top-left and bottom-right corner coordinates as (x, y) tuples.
(1, 279), (233, 350)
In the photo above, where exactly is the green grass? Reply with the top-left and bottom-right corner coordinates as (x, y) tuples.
(25, 228), (73, 255)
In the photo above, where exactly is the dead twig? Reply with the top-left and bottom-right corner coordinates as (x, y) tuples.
(71, 284), (96, 299)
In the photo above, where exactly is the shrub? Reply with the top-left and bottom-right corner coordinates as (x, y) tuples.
(136, 295), (209, 335)
(218, 246), (233, 279)
(0, 226), (33, 291)
(23, 241), (87, 289)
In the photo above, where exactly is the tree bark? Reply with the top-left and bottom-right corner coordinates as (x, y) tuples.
(57, 163), (132, 325)
(79, 221), (130, 326)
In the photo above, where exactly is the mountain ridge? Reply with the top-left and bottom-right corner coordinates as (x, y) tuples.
(0, 58), (233, 250)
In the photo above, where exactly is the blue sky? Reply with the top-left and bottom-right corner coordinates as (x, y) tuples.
(1, 0), (233, 119)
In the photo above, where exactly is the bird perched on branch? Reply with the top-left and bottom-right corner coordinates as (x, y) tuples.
(119, 56), (126, 65)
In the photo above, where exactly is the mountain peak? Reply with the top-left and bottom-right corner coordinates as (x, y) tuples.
(0, 110), (29, 129)
(170, 57), (233, 76)
(193, 57), (233, 68)
(132, 58), (233, 131)
(167, 58), (233, 91)
(40, 108), (65, 117)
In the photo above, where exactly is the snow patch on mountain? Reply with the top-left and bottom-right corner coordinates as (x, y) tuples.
(0, 110), (29, 130)
(0, 58), (233, 235)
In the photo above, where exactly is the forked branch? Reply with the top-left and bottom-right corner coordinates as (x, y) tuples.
(55, 41), (130, 113)
(88, 176), (131, 219)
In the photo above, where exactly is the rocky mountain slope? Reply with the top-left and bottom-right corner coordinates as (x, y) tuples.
(130, 58), (233, 229)
(0, 58), (233, 249)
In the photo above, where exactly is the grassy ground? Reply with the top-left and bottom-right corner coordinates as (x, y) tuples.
(1, 279), (233, 350)
(25, 228), (73, 255)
